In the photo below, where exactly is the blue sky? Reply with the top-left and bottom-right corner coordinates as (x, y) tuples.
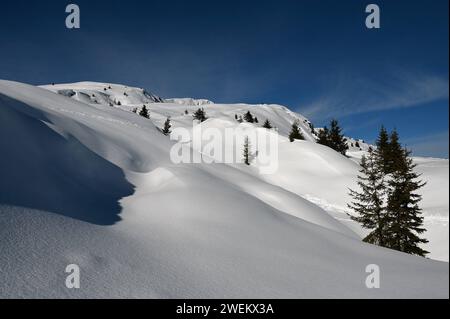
(0, 0), (448, 157)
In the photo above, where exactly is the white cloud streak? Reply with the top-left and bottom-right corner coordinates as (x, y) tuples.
(299, 71), (449, 121)
(404, 131), (449, 158)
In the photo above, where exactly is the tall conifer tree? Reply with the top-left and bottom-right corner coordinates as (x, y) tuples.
(385, 147), (428, 256)
(348, 149), (387, 246)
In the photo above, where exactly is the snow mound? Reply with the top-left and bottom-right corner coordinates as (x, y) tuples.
(38, 81), (450, 261)
(0, 79), (448, 298)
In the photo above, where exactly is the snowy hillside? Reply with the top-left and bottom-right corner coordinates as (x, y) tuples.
(44, 81), (448, 261)
(0, 80), (448, 298)
(41, 82), (164, 107)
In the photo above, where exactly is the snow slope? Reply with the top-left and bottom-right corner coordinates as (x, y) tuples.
(0, 80), (448, 298)
(52, 81), (447, 261)
(41, 82), (164, 107)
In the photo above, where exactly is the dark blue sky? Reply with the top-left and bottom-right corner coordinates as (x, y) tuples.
(1, 0), (448, 157)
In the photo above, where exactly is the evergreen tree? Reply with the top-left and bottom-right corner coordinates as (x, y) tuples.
(317, 126), (330, 147)
(385, 147), (428, 256)
(244, 111), (254, 123)
(243, 136), (251, 165)
(254, 117), (259, 123)
(289, 120), (304, 142)
(262, 119), (273, 129)
(387, 129), (404, 173)
(355, 141), (360, 148)
(375, 126), (390, 173)
(193, 108), (207, 122)
(162, 117), (172, 136)
(139, 105), (150, 119)
(348, 150), (388, 247)
(185, 109), (189, 115)
(329, 119), (348, 155)
(235, 114), (238, 120)
(348, 127), (429, 257)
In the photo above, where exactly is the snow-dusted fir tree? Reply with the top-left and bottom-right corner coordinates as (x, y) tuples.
(262, 119), (273, 129)
(348, 149), (388, 247)
(193, 108), (207, 122)
(243, 136), (251, 165)
(162, 117), (172, 136)
(139, 105), (150, 119)
(385, 147), (428, 257)
(289, 120), (304, 142)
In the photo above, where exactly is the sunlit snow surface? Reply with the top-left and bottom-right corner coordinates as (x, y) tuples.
(0, 80), (448, 298)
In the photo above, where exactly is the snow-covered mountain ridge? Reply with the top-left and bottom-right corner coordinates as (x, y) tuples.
(0, 80), (448, 298)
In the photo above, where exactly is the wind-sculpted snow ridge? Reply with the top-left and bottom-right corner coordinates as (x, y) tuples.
(0, 80), (448, 298)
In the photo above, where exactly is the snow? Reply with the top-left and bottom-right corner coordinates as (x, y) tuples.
(165, 98), (214, 106)
(0, 80), (448, 298)
(42, 82), (164, 107)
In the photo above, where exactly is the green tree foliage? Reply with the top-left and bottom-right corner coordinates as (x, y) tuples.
(328, 119), (348, 155)
(289, 120), (304, 142)
(193, 108), (207, 122)
(139, 105), (150, 119)
(385, 147), (428, 257)
(262, 119), (273, 129)
(244, 111), (254, 123)
(348, 149), (387, 247)
(162, 117), (172, 136)
(348, 128), (428, 257)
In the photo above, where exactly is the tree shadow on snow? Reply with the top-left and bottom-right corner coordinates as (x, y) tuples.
(0, 95), (135, 226)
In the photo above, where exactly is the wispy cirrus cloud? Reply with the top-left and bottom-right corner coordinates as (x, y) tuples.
(299, 70), (449, 121)
(404, 131), (449, 159)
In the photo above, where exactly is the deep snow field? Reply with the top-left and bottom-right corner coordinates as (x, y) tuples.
(0, 80), (448, 298)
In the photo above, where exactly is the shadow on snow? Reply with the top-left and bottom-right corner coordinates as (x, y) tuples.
(0, 94), (135, 226)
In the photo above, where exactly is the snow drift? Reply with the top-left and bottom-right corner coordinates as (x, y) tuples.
(0, 80), (448, 298)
